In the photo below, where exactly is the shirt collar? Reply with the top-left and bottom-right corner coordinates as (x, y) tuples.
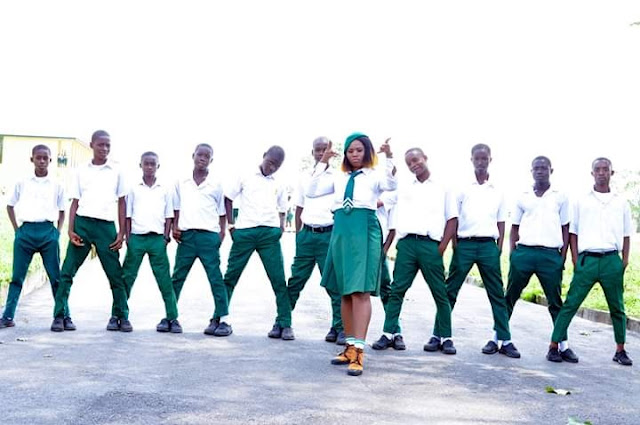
(523, 185), (558, 196)
(412, 175), (433, 185)
(138, 178), (161, 189)
(30, 174), (51, 183)
(255, 166), (275, 180)
(88, 160), (113, 169)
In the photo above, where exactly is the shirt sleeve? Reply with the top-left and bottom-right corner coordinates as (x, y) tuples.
(125, 190), (134, 218)
(116, 169), (127, 198)
(276, 183), (288, 213)
(379, 190), (398, 212)
(623, 200), (632, 237)
(172, 180), (181, 211)
(217, 182), (226, 217)
(306, 163), (335, 198)
(559, 193), (570, 226)
(293, 177), (305, 208)
(225, 173), (243, 201)
(496, 190), (507, 222)
(56, 183), (66, 211)
(511, 196), (524, 225)
(164, 188), (174, 219)
(444, 189), (459, 221)
(569, 197), (579, 235)
(7, 181), (21, 207)
(69, 169), (81, 200)
(387, 204), (397, 230)
(376, 157), (397, 192)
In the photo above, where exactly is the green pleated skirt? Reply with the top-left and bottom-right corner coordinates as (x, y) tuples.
(320, 208), (382, 296)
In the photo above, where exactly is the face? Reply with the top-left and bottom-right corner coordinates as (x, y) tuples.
(90, 136), (111, 161)
(346, 140), (365, 170)
(405, 150), (428, 176)
(261, 153), (283, 176)
(31, 148), (51, 173)
(471, 148), (491, 173)
(591, 159), (613, 187)
(312, 140), (329, 162)
(140, 155), (159, 177)
(531, 158), (552, 184)
(193, 146), (213, 170)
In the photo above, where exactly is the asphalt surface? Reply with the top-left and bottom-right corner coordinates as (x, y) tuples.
(1, 232), (638, 425)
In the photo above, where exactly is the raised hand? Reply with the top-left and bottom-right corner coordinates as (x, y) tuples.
(320, 140), (339, 164)
(378, 138), (393, 158)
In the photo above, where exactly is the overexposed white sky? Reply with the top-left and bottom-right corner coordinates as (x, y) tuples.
(1, 1), (639, 196)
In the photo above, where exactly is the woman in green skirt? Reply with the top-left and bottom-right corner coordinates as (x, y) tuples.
(306, 133), (396, 376)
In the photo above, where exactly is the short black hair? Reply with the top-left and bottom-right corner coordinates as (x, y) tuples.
(405, 147), (426, 157)
(592, 157), (612, 169)
(471, 143), (491, 155)
(140, 151), (158, 161)
(531, 155), (552, 167)
(91, 130), (110, 142)
(264, 145), (285, 162)
(31, 144), (51, 155)
(194, 143), (213, 154)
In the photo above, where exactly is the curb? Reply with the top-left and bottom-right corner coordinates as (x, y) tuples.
(0, 269), (48, 308)
(464, 276), (640, 333)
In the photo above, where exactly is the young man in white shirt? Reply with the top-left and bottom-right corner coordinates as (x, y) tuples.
(439, 144), (520, 358)
(287, 137), (343, 344)
(224, 146), (293, 340)
(1, 145), (68, 329)
(372, 148), (457, 354)
(549, 157), (632, 366)
(52, 130), (130, 332)
(117, 152), (181, 333)
(506, 156), (575, 360)
(171, 144), (230, 337)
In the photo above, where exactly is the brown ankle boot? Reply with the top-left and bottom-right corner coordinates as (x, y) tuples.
(347, 347), (364, 376)
(331, 344), (356, 365)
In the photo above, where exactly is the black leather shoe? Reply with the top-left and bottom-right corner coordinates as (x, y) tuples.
(546, 348), (563, 362)
(0, 318), (15, 328)
(613, 350), (633, 366)
(499, 342), (520, 358)
(51, 317), (64, 332)
(393, 335), (406, 350)
(63, 317), (76, 331)
(204, 318), (220, 335)
(169, 319), (183, 334)
(119, 319), (133, 332)
(372, 335), (393, 350)
(482, 340), (499, 354)
(281, 327), (295, 340)
(325, 327), (338, 343)
(157, 319), (171, 332)
(441, 339), (457, 355)
(213, 321), (232, 337)
(560, 348), (579, 363)
(106, 316), (120, 331)
(268, 323), (283, 338)
(423, 336), (441, 352)
(336, 331), (346, 346)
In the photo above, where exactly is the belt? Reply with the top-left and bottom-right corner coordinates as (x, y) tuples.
(457, 237), (495, 243)
(580, 250), (618, 266)
(304, 224), (333, 233)
(519, 244), (560, 252)
(404, 234), (437, 242)
(134, 232), (162, 237)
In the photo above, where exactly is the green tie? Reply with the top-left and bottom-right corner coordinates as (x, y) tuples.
(342, 170), (362, 214)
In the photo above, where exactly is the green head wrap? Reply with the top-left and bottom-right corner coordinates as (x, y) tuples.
(344, 132), (368, 153)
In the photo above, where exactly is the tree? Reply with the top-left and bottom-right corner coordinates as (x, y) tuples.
(615, 170), (640, 233)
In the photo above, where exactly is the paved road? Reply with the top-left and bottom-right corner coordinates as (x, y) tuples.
(1, 233), (638, 425)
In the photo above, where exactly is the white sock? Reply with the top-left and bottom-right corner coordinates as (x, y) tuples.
(442, 337), (452, 342)
(432, 335), (442, 342)
(559, 341), (569, 352)
(354, 339), (366, 349)
(502, 340), (512, 347)
(219, 315), (229, 323)
(384, 332), (394, 340)
(492, 331), (498, 343)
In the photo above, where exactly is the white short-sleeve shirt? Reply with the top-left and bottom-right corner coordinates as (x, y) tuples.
(226, 167), (287, 229)
(71, 160), (127, 222)
(127, 180), (174, 235)
(393, 177), (458, 241)
(8, 175), (65, 224)
(174, 175), (226, 232)
(456, 179), (506, 239)
(570, 190), (632, 253)
(376, 190), (398, 244)
(512, 187), (569, 249)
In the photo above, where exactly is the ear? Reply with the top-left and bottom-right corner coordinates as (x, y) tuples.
(139, 162), (143, 168)
(550, 167), (554, 175)
(157, 164), (161, 169)
(611, 170), (615, 176)
(30, 156), (35, 164)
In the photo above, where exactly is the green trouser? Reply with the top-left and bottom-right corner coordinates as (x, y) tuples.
(112, 233), (178, 320)
(286, 227), (342, 331)
(439, 239), (511, 340)
(552, 252), (626, 344)
(2, 222), (68, 320)
(506, 245), (566, 340)
(383, 237), (451, 337)
(171, 230), (227, 319)
(54, 215), (129, 319)
(224, 226), (291, 327)
(379, 257), (392, 306)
